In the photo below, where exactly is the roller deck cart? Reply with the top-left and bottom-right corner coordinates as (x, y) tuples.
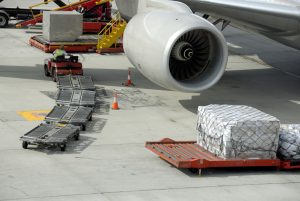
(57, 75), (96, 91)
(45, 106), (93, 131)
(20, 124), (80, 151)
(146, 138), (300, 174)
(29, 35), (98, 53)
(56, 89), (96, 107)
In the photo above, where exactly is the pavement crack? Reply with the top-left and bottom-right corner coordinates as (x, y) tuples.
(0, 192), (108, 201)
(101, 181), (300, 194)
(8, 186), (29, 196)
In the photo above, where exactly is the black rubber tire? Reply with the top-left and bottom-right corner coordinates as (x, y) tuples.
(22, 141), (28, 149)
(52, 68), (57, 82)
(60, 144), (66, 151)
(44, 64), (50, 76)
(74, 133), (80, 141)
(81, 124), (86, 131)
(0, 12), (9, 28)
(89, 115), (92, 121)
(189, 168), (199, 174)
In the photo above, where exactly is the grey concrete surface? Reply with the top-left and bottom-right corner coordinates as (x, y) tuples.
(43, 11), (83, 42)
(0, 23), (300, 201)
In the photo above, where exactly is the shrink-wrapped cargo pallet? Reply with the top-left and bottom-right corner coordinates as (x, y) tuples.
(278, 124), (300, 160)
(197, 105), (280, 159)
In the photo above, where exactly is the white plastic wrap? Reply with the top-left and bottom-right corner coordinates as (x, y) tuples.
(197, 105), (280, 159)
(278, 124), (300, 160)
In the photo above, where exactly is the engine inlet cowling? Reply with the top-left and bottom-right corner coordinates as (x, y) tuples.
(123, 10), (228, 92)
(170, 30), (210, 81)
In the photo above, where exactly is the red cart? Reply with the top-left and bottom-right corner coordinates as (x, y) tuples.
(44, 55), (83, 82)
(146, 138), (300, 174)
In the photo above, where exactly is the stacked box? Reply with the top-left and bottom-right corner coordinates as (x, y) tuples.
(197, 105), (280, 159)
(278, 124), (300, 160)
(43, 11), (83, 42)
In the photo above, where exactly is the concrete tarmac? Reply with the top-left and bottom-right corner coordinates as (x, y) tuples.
(0, 24), (300, 200)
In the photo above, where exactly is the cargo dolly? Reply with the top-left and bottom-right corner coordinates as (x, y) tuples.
(29, 35), (98, 53)
(29, 35), (123, 53)
(45, 105), (93, 131)
(20, 123), (80, 151)
(56, 89), (96, 107)
(57, 75), (96, 91)
(146, 138), (300, 175)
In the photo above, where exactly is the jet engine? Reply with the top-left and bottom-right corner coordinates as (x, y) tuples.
(123, 10), (228, 92)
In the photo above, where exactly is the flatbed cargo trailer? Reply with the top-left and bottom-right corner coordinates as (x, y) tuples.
(30, 35), (98, 53)
(20, 123), (80, 151)
(29, 35), (123, 53)
(45, 106), (93, 131)
(146, 138), (300, 174)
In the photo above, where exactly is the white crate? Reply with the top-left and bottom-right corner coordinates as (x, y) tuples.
(43, 11), (82, 42)
(197, 105), (280, 159)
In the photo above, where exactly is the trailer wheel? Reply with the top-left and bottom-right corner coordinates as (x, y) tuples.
(0, 12), (9, 28)
(52, 68), (57, 82)
(81, 124), (86, 131)
(189, 168), (200, 174)
(74, 133), (80, 141)
(89, 115), (92, 121)
(60, 143), (66, 151)
(44, 64), (50, 76)
(22, 141), (28, 149)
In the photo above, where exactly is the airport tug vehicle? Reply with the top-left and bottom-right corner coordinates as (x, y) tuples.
(44, 55), (83, 82)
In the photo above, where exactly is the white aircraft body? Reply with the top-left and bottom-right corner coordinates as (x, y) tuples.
(115, 0), (300, 92)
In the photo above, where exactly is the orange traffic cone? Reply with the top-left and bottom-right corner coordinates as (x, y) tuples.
(122, 69), (135, 86)
(111, 92), (119, 110)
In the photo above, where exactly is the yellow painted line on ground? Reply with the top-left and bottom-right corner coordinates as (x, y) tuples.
(17, 110), (51, 121)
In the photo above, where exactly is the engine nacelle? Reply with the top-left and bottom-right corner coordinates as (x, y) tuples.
(123, 10), (228, 92)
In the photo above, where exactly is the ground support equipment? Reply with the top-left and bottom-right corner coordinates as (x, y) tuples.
(96, 12), (125, 54)
(96, 44), (124, 54)
(20, 123), (80, 151)
(82, 21), (107, 33)
(45, 105), (93, 131)
(44, 55), (83, 82)
(56, 89), (96, 107)
(280, 160), (300, 169)
(16, 0), (111, 31)
(30, 35), (98, 53)
(57, 75), (96, 91)
(0, 7), (42, 28)
(145, 138), (300, 174)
